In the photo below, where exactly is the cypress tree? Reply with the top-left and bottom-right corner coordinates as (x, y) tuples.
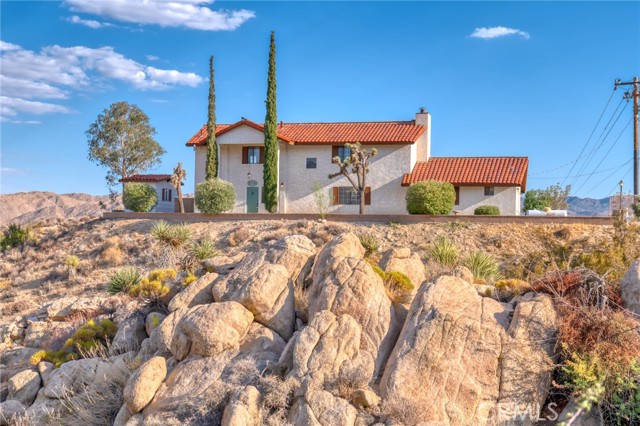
(263, 32), (278, 213)
(205, 55), (218, 179)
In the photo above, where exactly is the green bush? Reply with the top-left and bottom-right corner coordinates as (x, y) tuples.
(358, 233), (379, 257)
(463, 251), (501, 282)
(632, 197), (640, 219)
(151, 220), (191, 247)
(474, 205), (500, 215)
(195, 178), (236, 214)
(107, 267), (141, 295)
(123, 182), (158, 212)
(524, 189), (551, 211)
(181, 238), (218, 272)
(426, 236), (459, 268)
(1, 223), (30, 251)
(405, 180), (456, 215)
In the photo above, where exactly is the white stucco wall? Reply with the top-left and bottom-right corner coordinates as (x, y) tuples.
(153, 181), (176, 213)
(281, 144), (412, 215)
(455, 186), (521, 215)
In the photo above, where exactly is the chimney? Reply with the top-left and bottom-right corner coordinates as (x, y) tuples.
(415, 107), (432, 159)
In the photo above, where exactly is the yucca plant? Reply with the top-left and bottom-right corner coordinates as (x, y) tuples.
(152, 221), (191, 247)
(426, 236), (459, 268)
(107, 267), (141, 295)
(463, 251), (501, 282)
(190, 237), (217, 261)
(358, 233), (379, 257)
(151, 220), (172, 242)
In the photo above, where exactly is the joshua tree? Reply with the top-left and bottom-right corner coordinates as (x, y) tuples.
(171, 162), (187, 213)
(328, 142), (377, 215)
(263, 31), (278, 213)
(206, 55), (218, 179)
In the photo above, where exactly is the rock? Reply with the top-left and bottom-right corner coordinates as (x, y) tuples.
(203, 252), (247, 275)
(44, 358), (129, 399)
(213, 255), (294, 341)
(123, 356), (166, 413)
(475, 284), (495, 297)
(451, 265), (475, 284)
(290, 390), (357, 426)
(111, 312), (147, 354)
(351, 389), (380, 409)
(0, 348), (39, 380)
(125, 413), (144, 426)
(378, 247), (426, 291)
(308, 233), (400, 378)
(264, 235), (316, 285)
(45, 296), (113, 321)
(621, 259), (640, 315)
(7, 369), (41, 405)
(556, 399), (602, 426)
(0, 400), (26, 425)
(222, 385), (262, 426)
(144, 308), (184, 356)
(380, 276), (557, 426)
(236, 323), (286, 371)
(36, 362), (54, 387)
(170, 301), (253, 361)
(168, 273), (218, 312)
(113, 403), (132, 426)
(23, 321), (48, 348)
(284, 310), (370, 393)
(144, 312), (166, 337)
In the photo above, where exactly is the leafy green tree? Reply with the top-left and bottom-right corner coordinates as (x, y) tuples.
(87, 101), (165, 196)
(206, 55), (218, 180)
(406, 180), (456, 215)
(632, 197), (640, 220)
(523, 184), (570, 211)
(328, 142), (378, 214)
(263, 31), (278, 213)
(195, 178), (236, 214)
(123, 182), (158, 212)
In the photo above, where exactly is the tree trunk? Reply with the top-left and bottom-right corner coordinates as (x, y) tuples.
(176, 184), (185, 213)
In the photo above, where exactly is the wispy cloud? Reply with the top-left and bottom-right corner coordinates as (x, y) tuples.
(0, 40), (204, 123)
(1, 167), (29, 175)
(64, 0), (255, 31)
(67, 15), (113, 29)
(470, 26), (530, 40)
(146, 54), (159, 61)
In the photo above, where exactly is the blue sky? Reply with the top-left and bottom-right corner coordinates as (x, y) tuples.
(1, 1), (639, 198)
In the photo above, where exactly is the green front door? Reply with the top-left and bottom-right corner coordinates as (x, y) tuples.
(246, 187), (259, 213)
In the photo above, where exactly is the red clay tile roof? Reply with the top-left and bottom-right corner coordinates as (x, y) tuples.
(402, 157), (529, 191)
(120, 174), (171, 183)
(186, 118), (426, 146)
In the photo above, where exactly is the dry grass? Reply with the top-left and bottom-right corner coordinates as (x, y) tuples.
(53, 380), (124, 426)
(227, 226), (251, 247)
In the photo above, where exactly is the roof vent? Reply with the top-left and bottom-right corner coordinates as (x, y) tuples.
(419, 107), (426, 113)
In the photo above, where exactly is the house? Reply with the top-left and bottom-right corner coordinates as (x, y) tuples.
(120, 174), (177, 213)
(186, 108), (528, 215)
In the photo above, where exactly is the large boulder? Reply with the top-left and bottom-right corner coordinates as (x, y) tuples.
(621, 259), (640, 315)
(378, 247), (426, 291)
(170, 301), (253, 361)
(0, 400), (26, 425)
(380, 276), (557, 426)
(111, 312), (147, 354)
(222, 385), (262, 426)
(45, 296), (114, 321)
(289, 390), (357, 426)
(144, 312), (166, 337)
(7, 369), (41, 405)
(236, 323), (286, 371)
(43, 358), (129, 399)
(168, 273), (218, 312)
(308, 233), (401, 378)
(263, 235), (316, 285)
(142, 308), (184, 356)
(203, 252), (247, 275)
(123, 356), (166, 414)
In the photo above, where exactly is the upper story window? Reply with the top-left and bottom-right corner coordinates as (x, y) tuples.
(484, 186), (495, 196)
(162, 188), (172, 202)
(332, 145), (351, 162)
(242, 146), (264, 164)
(306, 158), (317, 169)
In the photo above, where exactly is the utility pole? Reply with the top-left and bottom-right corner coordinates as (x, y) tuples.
(614, 77), (639, 195)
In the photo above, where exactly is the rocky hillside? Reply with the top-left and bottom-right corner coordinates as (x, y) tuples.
(0, 192), (121, 226)
(0, 218), (638, 425)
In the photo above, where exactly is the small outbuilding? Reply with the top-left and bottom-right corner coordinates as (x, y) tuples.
(120, 174), (176, 213)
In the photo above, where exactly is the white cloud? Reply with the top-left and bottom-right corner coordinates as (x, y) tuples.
(0, 40), (204, 123)
(470, 26), (530, 40)
(0, 41), (21, 51)
(146, 54), (159, 61)
(64, 0), (255, 31)
(67, 15), (113, 29)
(0, 167), (29, 175)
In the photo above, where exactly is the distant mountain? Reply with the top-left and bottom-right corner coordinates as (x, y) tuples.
(0, 192), (121, 225)
(566, 196), (610, 217)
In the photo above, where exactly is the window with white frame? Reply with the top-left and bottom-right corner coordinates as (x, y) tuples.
(247, 147), (260, 164)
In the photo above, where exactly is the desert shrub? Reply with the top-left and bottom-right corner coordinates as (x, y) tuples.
(123, 182), (158, 212)
(228, 226), (251, 247)
(463, 251), (500, 282)
(426, 236), (459, 268)
(128, 268), (175, 302)
(474, 205), (500, 215)
(63, 255), (81, 270)
(494, 278), (529, 294)
(52, 380), (124, 426)
(183, 273), (197, 286)
(632, 197), (640, 220)
(182, 237), (218, 272)
(152, 220), (191, 247)
(358, 233), (379, 257)
(1, 223), (30, 251)
(107, 267), (140, 295)
(101, 246), (125, 266)
(405, 180), (456, 215)
(195, 178), (236, 214)
(383, 271), (415, 304)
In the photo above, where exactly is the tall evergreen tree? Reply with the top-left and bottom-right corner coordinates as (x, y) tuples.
(263, 31), (278, 213)
(205, 55), (218, 179)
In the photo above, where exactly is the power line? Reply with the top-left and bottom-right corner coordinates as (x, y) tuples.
(582, 159), (632, 197)
(606, 164), (633, 197)
(528, 159), (631, 180)
(560, 88), (616, 185)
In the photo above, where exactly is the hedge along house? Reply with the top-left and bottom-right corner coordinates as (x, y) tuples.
(186, 108), (528, 215)
(120, 174), (178, 213)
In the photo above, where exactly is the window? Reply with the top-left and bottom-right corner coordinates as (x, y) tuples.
(242, 146), (264, 164)
(162, 188), (172, 202)
(331, 146), (351, 162)
(306, 158), (317, 169)
(454, 187), (460, 205)
(484, 186), (495, 196)
(332, 187), (371, 205)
